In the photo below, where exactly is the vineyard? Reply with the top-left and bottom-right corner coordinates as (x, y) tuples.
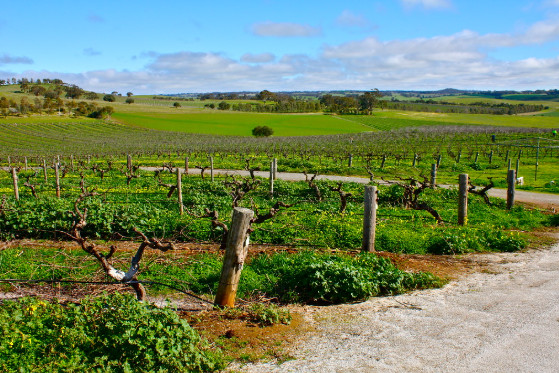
(1, 87), (559, 369)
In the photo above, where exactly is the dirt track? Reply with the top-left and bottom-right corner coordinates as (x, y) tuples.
(237, 234), (559, 372)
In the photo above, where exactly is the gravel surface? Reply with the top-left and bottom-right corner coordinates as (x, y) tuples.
(236, 235), (559, 372)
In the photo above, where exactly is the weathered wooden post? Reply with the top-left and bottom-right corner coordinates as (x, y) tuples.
(381, 154), (386, 169)
(515, 158), (520, 176)
(176, 168), (183, 215)
(127, 154), (132, 172)
(215, 207), (254, 307)
(269, 160), (274, 196)
(507, 169), (516, 210)
(11, 168), (19, 201)
(436, 154), (442, 168)
(209, 156), (214, 182)
(273, 157), (278, 180)
(42, 159), (48, 182)
(55, 163), (61, 198)
(362, 186), (378, 252)
(348, 154), (353, 168)
(456, 151), (461, 163)
(70, 155), (74, 171)
(430, 163), (437, 188)
(412, 153), (417, 167)
(7, 156), (11, 168)
(507, 158), (512, 171)
(489, 150), (493, 164)
(184, 157), (189, 174)
(458, 173), (468, 226)
(474, 152), (479, 163)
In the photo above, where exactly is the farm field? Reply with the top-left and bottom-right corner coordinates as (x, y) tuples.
(1, 83), (559, 370)
(112, 111), (366, 136)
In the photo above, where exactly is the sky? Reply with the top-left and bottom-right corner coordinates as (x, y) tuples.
(1, 0), (559, 94)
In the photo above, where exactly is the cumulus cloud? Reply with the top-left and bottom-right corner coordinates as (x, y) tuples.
(400, 0), (452, 10)
(241, 53), (275, 63)
(335, 10), (372, 29)
(0, 54), (33, 65)
(12, 18), (559, 93)
(251, 21), (321, 37)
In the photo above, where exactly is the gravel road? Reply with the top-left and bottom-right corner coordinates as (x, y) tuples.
(237, 235), (559, 372)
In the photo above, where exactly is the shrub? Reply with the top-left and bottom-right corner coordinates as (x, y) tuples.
(0, 293), (224, 372)
(252, 125), (274, 137)
(102, 94), (116, 102)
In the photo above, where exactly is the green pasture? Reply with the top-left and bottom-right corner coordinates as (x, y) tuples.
(343, 110), (559, 131)
(112, 111), (368, 136)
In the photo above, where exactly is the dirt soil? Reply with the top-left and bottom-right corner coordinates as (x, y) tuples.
(233, 232), (559, 372)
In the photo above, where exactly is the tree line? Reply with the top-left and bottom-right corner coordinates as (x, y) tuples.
(384, 99), (547, 115)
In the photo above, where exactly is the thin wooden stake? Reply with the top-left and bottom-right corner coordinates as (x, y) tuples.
(507, 169), (516, 210)
(11, 168), (19, 201)
(184, 157), (189, 174)
(362, 186), (377, 252)
(458, 173), (468, 226)
(55, 163), (61, 198)
(430, 163), (437, 187)
(43, 159), (47, 182)
(215, 207), (254, 307)
(269, 160), (274, 196)
(176, 168), (183, 215)
(273, 157), (278, 180)
(209, 156), (214, 182)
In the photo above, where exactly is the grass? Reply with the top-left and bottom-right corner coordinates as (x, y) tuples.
(112, 111), (367, 136)
(343, 110), (559, 130)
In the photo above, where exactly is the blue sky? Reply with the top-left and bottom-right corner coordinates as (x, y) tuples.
(1, 0), (559, 94)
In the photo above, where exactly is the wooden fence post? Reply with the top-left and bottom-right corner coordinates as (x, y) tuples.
(184, 157), (189, 174)
(215, 207), (254, 307)
(456, 151), (461, 163)
(412, 154), (417, 167)
(55, 163), (61, 198)
(127, 154), (132, 172)
(489, 150), (493, 164)
(348, 154), (353, 168)
(515, 158), (520, 176)
(430, 163), (437, 187)
(209, 156), (214, 182)
(269, 160), (274, 196)
(362, 186), (378, 252)
(436, 154), (442, 168)
(11, 168), (19, 201)
(176, 168), (183, 215)
(381, 154), (386, 169)
(507, 169), (516, 210)
(43, 159), (48, 182)
(474, 152), (479, 163)
(273, 157), (278, 180)
(458, 173), (468, 226)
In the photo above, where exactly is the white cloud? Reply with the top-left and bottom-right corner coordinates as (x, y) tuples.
(251, 22), (322, 37)
(9, 18), (559, 93)
(240, 53), (275, 63)
(0, 54), (33, 65)
(400, 0), (452, 10)
(335, 10), (372, 29)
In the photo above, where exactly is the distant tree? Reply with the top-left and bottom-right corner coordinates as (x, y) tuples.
(217, 101), (230, 110)
(111, 91), (119, 95)
(125, 98), (135, 104)
(88, 106), (114, 119)
(173, 102), (181, 108)
(256, 90), (276, 102)
(103, 94), (116, 102)
(252, 125), (274, 137)
(126, 92), (133, 97)
(358, 89), (383, 115)
(65, 84), (84, 99)
(84, 91), (98, 100)
(30, 85), (47, 96)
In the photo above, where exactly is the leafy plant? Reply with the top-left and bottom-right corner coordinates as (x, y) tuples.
(0, 293), (224, 372)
